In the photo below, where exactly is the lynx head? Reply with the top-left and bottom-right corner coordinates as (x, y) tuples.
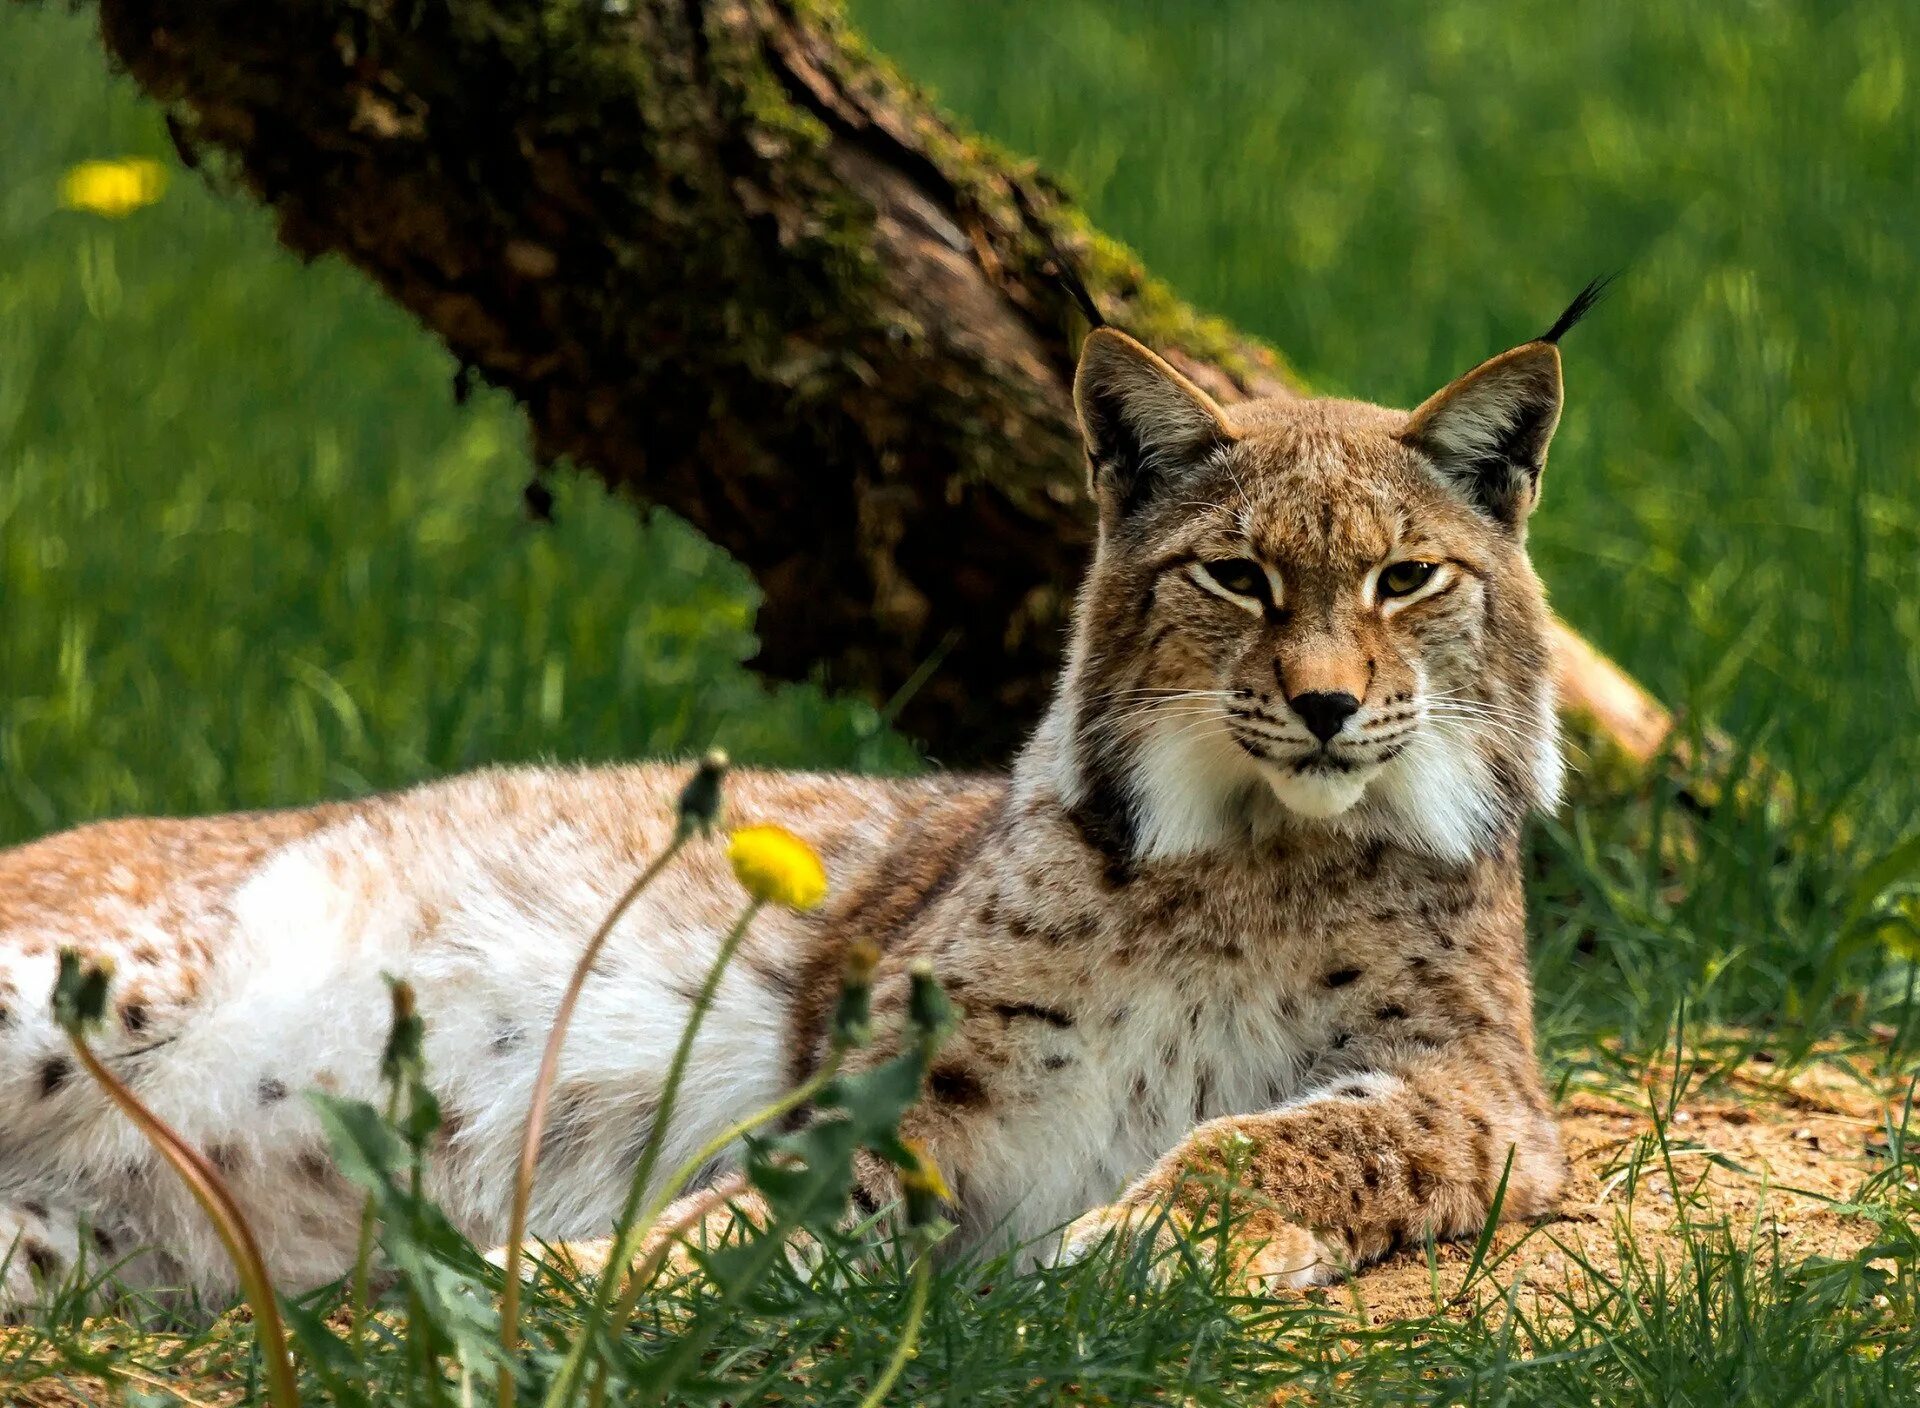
(1054, 293), (1599, 866)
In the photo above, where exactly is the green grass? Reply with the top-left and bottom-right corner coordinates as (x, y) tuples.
(8, 1045), (1918, 1406)
(0, 4), (914, 845)
(5, 0), (1920, 1401)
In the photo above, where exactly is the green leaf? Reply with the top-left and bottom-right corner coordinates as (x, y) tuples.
(307, 1091), (510, 1380)
(307, 1093), (411, 1198)
(1843, 829), (1920, 927)
(280, 1299), (375, 1408)
(401, 1082), (443, 1150)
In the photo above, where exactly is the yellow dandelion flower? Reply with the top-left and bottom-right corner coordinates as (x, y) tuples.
(898, 1138), (953, 1204)
(899, 1137), (954, 1230)
(727, 825), (828, 911)
(60, 159), (168, 218)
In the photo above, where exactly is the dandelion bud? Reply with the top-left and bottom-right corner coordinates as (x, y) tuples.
(844, 939), (880, 987)
(727, 825), (828, 911)
(675, 748), (731, 838)
(898, 1138), (954, 1229)
(380, 976), (425, 1085)
(52, 948), (112, 1032)
(906, 959), (952, 1041)
(831, 940), (880, 1048)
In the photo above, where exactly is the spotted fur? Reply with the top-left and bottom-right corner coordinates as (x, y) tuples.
(1, 318), (1576, 1306)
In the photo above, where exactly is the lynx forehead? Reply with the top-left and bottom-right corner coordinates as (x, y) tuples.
(2, 290), (1596, 1309)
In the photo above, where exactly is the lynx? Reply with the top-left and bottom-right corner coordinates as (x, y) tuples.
(0, 292), (1598, 1308)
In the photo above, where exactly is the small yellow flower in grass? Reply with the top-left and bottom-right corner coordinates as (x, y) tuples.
(899, 1137), (954, 1230)
(60, 159), (168, 218)
(727, 824), (828, 911)
(898, 1139), (952, 1203)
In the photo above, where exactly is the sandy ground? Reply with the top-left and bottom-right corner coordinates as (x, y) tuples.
(1344, 1045), (1911, 1325)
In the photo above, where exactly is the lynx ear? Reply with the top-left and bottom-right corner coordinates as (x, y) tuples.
(1074, 329), (1234, 518)
(1400, 342), (1563, 529)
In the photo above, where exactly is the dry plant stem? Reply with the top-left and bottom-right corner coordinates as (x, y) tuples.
(497, 832), (690, 1408)
(855, 1250), (933, 1408)
(545, 900), (764, 1408)
(63, 1031), (302, 1408)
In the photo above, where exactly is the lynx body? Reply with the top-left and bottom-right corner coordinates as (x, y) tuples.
(0, 302), (1593, 1304)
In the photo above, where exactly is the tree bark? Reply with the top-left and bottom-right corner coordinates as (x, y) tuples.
(77, 0), (1669, 765)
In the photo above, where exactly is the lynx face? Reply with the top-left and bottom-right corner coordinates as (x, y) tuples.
(1067, 328), (1571, 865)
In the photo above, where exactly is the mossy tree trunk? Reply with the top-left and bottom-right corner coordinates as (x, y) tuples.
(77, 0), (1669, 765)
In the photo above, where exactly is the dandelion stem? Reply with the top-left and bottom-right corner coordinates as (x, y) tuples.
(598, 1049), (848, 1336)
(544, 899), (763, 1408)
(497, 831), (689, 1408)
(856, 1248), (934, 1408)
(347, 1197), (376, 1360)
(348, 1082), (402, 1365)
(64, 1029), (301, 1408)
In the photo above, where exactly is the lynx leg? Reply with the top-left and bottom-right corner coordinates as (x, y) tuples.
(1061, 1055), (1563, 1294)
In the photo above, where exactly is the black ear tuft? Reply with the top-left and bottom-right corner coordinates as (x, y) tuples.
(1041, 227), (1107, 331)
(1537, 275), (1616, 345)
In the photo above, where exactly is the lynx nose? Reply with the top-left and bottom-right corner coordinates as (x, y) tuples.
(1289, 690), (1360, 742)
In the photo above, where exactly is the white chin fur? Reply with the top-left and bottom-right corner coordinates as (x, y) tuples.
(1261, 765), (1369, 820)
(1117, 707), (1545, 866)
(1127, 714), (1278, 861)
(1357, 719), (1502, 863)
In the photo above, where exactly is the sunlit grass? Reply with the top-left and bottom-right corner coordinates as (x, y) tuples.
(7, 1049), (1919, 1405)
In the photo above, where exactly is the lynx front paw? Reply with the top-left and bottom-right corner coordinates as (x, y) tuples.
(1058, 1200), (1193, 1270)
(1057, 1199), (1342, 1293)
(1224, 1210), (1344, 1291)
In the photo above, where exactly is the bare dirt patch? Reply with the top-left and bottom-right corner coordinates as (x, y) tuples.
(1342, 1047), (1912, 1324)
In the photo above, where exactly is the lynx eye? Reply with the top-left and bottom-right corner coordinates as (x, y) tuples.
(1378, 560), (1439, 599)
(1199, 557), (1269, 602)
